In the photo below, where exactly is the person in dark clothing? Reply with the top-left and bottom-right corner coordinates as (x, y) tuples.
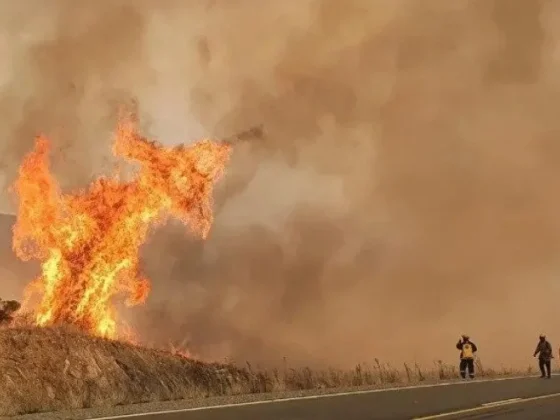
(456, 334), (478, 379)
(533, 334), (553, 378)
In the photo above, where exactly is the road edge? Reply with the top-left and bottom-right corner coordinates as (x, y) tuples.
(89, 374), (554, 420)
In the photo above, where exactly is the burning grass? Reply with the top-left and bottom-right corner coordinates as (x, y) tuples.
(0, 325), (538, 417)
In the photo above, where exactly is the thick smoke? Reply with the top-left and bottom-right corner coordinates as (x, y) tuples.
(1, 0), (560, 368)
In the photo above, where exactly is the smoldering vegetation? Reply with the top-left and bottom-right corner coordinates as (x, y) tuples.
(1, 0), (560, 369)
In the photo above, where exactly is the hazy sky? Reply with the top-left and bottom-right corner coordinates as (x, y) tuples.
(2, 0), (560, 369)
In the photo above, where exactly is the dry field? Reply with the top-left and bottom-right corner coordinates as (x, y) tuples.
(0, 325), (540, 417)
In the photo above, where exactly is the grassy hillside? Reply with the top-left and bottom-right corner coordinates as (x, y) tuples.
(0, 326), (249, 416)
(0, 325), (537, 417)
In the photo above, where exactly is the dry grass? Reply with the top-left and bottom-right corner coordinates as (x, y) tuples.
(238, 357), (536, 394)
(0, 326), (538, 417)
(0, 326), (249, 416)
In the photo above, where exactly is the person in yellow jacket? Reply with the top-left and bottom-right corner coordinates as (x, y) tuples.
(456, 334), (478, 379)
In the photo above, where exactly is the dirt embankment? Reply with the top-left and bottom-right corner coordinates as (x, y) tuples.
(0, 326), (250, 417)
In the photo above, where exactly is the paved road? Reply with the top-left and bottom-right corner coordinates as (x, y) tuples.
(92, 375), (560, 420)
(421, 392), (560, 419)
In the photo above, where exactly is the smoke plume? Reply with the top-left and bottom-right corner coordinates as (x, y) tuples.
(1, 0), (560, 368)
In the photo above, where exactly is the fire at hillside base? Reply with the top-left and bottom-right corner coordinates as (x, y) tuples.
(10, 115), (232, 344)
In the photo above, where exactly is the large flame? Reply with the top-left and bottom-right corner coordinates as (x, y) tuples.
(12, 116), (231, 339)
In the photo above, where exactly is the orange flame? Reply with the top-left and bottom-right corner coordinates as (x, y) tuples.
(12, 116), (231, 339)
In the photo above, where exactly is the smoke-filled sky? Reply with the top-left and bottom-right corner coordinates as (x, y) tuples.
(2, 0), (560, 369)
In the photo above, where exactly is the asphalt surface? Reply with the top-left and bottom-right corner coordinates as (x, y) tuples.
(89, 375), (560, 420)
(423, 392), (560, 419)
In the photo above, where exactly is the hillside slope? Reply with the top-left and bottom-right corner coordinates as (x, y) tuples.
(0, 326), (250, 416)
